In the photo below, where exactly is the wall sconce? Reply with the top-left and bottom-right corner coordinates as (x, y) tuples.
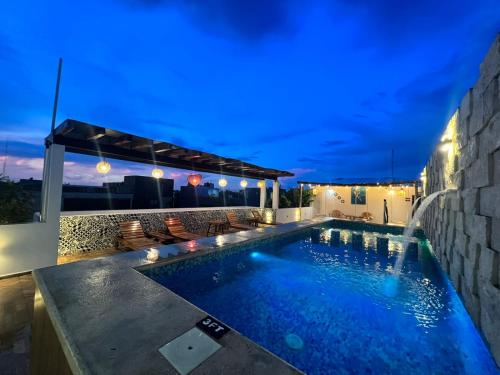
(240, 179), (248, 188)
(439, 141), (452, 153)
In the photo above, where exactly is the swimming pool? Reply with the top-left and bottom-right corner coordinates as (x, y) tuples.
(143, 225), (499, 374)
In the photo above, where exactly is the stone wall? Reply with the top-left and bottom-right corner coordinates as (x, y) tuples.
(421, 34), (500, 366)
(59, 207), (275, 255)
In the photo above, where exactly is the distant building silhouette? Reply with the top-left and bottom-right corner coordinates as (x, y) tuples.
(177, 182), (221, 207)
(19, 175), (174, 211)
(104, 175), (174, 209)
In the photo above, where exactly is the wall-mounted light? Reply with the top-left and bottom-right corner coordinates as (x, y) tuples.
(240, 179), (248, 188)
(96, 160), (111, 174)
(218, 178), (228, 188)
(257, 180), (266, 188)
(151, 168), (164, 179)
(439, 141), (452, 153)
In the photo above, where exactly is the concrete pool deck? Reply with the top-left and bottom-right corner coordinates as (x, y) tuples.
(32, 217), (333, 374)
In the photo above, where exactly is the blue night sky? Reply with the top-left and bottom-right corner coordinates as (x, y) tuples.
(1, 0), (500, 188)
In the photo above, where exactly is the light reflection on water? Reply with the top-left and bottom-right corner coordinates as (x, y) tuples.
(145, 226), (499, 375)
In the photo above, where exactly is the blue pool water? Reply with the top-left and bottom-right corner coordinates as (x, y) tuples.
(144, 226), (499, 374)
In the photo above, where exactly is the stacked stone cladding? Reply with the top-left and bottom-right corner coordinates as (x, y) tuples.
(421, 34), (500, 366)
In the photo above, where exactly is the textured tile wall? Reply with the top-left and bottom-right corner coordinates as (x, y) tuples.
(59, 208), (275, 255)
(421, 34), (500, 366)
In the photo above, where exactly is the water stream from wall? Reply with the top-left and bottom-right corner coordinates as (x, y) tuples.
(384, 188), (456, 297)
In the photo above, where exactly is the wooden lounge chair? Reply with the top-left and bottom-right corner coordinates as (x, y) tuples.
(331, 210), (345, 218)
(251, 210), (277, 225)
(117, 221), (166, 251)
(226, 212), (254, 231)
(164, 217), (203, 241)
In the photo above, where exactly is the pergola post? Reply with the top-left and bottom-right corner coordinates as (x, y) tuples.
(40, 144), (65, 223)
(259, 180), (266, 209)
(299, 183), (303, 220)
(272, 180), (280, 209)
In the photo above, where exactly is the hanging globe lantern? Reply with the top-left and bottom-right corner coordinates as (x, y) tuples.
(188, 174), (202, 187)
(151, 168), (164, 179)
(218, 178), (228, 188)
(257, 180), (265, 188)
(96, 160), (111, 174)
(240, 179), (248, 188)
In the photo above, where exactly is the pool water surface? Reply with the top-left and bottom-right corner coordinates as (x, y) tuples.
(143, 226), (498, 374)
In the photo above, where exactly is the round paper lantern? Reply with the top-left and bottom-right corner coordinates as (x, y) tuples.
(151, 168), (164, 179)
(240, 179), (248, 188)
(257, 180), (265, 188)
(218, 178), (228, 188)
(96, 160), (111, 174)
(188, 174), (202, 187)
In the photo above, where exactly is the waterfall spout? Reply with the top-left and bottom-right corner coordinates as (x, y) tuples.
(396, 188), (456, 275)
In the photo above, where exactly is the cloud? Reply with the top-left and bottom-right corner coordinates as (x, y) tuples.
(253, 127), (315, 144)
(140, 118), (189, 130)
(322, 139), (348, 147)
(0, 34), (16, 62)
(236, 150), (262, 162)
(121, 0), (301, 41)
(0, 140), (45, 159)
(330, 0), (478, 50)
(208, 139), (231, 147)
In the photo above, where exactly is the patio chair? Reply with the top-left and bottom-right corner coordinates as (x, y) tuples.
(360, 212), (374, 221)
(251, 210), (277, 226)
(226, 212), (255, 231)
(117, 221), (169, 251)
(331, 210), (345, 218)
(163, 217), (203, 241)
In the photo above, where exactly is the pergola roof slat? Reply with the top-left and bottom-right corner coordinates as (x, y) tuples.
(48, 119), (293, 180)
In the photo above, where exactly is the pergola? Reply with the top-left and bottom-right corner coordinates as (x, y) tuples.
(49, 119), (293, 180)
(297, 180), (418, 187)
(40, 119), (292, 221)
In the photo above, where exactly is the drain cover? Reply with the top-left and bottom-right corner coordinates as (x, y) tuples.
(159, 327), (222, 374)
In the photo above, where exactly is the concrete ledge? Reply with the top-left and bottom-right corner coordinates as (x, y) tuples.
(32, 217), (332, 374)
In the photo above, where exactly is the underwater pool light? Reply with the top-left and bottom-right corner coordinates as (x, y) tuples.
(250, 251), (261, 258)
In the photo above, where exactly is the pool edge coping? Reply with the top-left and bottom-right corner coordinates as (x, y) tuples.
(32, 218), (335, 374)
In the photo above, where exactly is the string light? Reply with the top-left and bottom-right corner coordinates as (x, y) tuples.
(218, 178), (228, 188)
(151, 168), (164, 178)
(96, 160), (111, 174)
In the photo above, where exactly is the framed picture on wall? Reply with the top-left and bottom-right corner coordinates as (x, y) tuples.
(351, 187), (366, 205)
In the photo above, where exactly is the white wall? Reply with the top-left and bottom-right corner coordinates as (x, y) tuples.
(0, 222), (59, 278)
(0, 145), (64, 278)
(276, 207), (313, 223)
(312, 185), (415, 225)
